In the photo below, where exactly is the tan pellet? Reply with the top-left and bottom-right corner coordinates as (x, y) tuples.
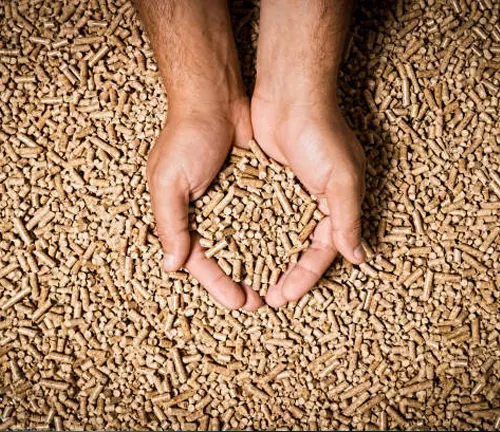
(273, 182), (294, 216)
(205, 239), (228, 259)
(422, 269), (434, 301)
(399, 380), (433, 396)
(88, 45), (110, 67)
(171, 347), (187, 383)
(248, 139), (269, 167)
(1, 287), (31, 311)
(40, 379), (70, 391)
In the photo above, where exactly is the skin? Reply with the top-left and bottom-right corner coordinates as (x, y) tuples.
(135, 0), (365, 310)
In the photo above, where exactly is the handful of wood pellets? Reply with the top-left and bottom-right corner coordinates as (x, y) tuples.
(191, 139), (325, 295)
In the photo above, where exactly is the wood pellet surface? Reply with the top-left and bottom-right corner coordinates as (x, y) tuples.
(0, 0), (499, 430)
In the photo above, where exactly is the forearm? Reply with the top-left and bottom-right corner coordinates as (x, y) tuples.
(135, 0), (246, 108)
(256, 0), (353, 104)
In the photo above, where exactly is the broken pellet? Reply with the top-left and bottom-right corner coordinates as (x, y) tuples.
(422, 269), (433, 301)
(403, 268), (423, 287)
(269, 268), (281, 285)
(386, 406), (407, 427)
(344, 392), (371, 416)
(88, 45), (110, 66)
(202, 192), (224, 217)
(40, 379), (69, 391)
(244, 383), (268, 401)
(212, 187), (235, 215)
(298, 219), (317, 243)
(153, 389), (195, 407)
(89, 136), (120, 159)
(238, 177), (265, 189)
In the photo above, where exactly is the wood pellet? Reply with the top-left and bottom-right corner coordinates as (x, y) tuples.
(0, 0), (499, 430)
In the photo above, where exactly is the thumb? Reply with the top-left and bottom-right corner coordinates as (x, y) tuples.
(326, 172), (365, 264)
(150, 178), (191, 272)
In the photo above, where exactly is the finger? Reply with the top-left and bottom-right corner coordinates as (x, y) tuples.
(326, 172), (365, 264)
(150, 179), (191, 272)
(185, 234), (246, 310)
(273, 217), (338, 304)
(265, 218), (336, 308)
(265, 277), (287, 308)
(241, 283), (264, 311)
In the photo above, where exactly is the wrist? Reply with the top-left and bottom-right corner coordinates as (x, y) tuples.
(167, 93), (252, 149)
(168, 92), (249, 122)
(162, 27), (248, 121)
(255, 31), (339, 107)
(167, 71), (247, 114)
(253, 79), (339, 116)
(254, 75), (338, 108)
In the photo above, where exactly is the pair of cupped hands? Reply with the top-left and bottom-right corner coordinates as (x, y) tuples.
(147, 93), (366, 311)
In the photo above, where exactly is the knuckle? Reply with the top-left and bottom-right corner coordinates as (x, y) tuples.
(350, 217), (363, 232)
(147, 163), (175, 191)
(157, 219), (188, 241)
(347, 222), (363, 238)
(157, 220), (189, 250)
(146, 150), (164, 184)
(157, 236), (171, 253)
(334, 168), (363, 190)
(146, 141), (176, 189)
(332, 216), (362, 235)
(311, 240), (336, 254)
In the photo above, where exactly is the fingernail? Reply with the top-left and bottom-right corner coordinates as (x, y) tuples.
(163, 253), (176, 271)
(353, 245), (366, 262)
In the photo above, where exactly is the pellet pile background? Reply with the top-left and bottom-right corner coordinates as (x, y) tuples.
(0, 0), (499, 430)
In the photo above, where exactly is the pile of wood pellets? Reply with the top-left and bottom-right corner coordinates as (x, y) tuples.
(0, 0), (499, 430)
(192, 139), (324, 296)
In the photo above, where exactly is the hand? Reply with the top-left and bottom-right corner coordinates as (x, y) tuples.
(251, 98), (366, 307)
(136, 0), (263, 310)
(147, 101), (262, 311)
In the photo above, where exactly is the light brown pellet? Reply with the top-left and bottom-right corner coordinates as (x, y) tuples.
(171, 347), (187, 383)
(205, 239), (228, 259)
(12, 217), (32, 244)
(422, 269), (433, 301)
(273, 182), (294, 216)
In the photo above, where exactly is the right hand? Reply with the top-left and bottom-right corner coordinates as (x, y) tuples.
(147, 100), (262, 311)
(251, 97), (366, 308)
